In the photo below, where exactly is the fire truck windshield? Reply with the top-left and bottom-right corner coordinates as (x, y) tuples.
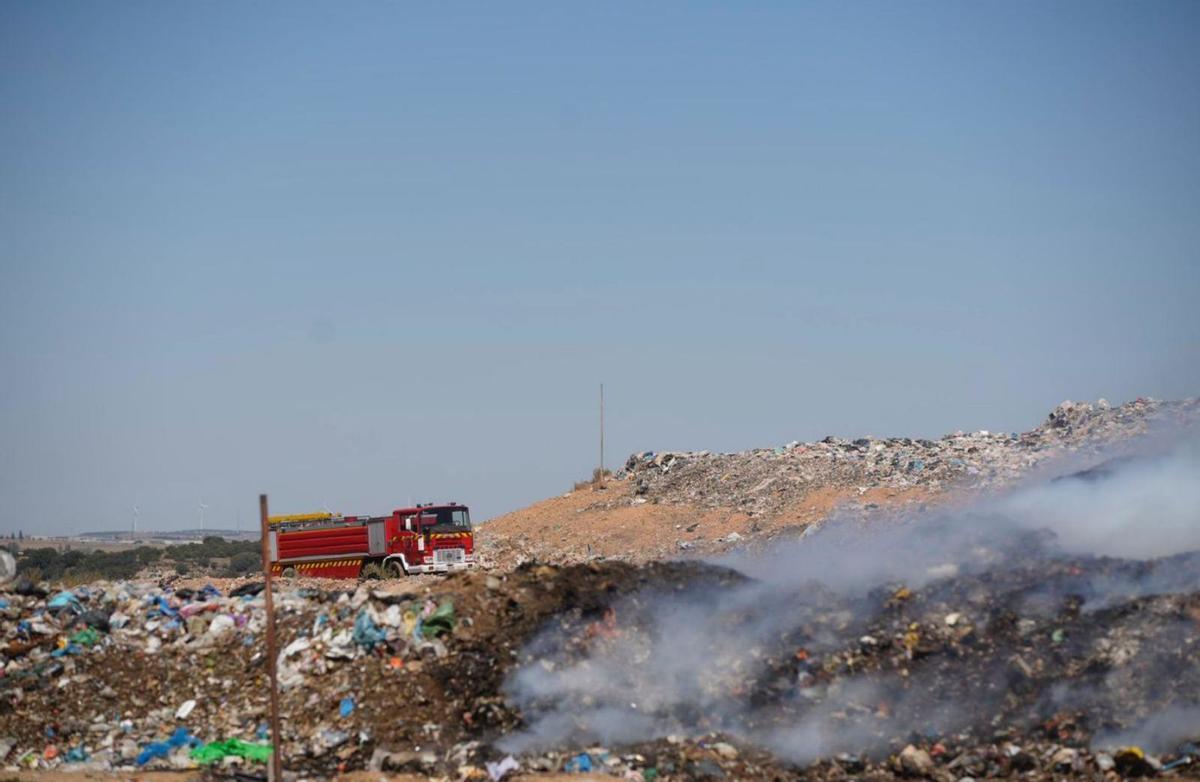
(421, 507), (471, 531)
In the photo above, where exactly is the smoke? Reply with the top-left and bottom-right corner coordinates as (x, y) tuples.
(1092, 706), (1200, 754)
(999, 438), (1200, 559)
(500, 436), (1200, 760)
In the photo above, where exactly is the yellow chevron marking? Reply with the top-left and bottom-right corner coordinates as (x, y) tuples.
(268, 512), (338, 526)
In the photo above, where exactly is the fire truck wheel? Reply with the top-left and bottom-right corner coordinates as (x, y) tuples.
(360, 562), (386, 580)
(281, 567), (297, 579)
(387, 560), (406, 578)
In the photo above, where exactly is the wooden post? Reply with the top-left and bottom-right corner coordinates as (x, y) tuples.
(259, 495), (283, 782)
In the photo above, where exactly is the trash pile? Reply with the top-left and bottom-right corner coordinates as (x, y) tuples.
(0, 575), (489, 776)
(502, 543), (1200, 780)
(0, 561), (728, 778)
(498, 730), (1200, 782)
(619, 397), (1199, 519)
(1, 540), (1198, 780)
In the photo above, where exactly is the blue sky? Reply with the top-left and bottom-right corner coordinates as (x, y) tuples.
(2, 2), (1198, 534)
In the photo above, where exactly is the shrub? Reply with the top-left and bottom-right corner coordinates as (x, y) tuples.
(18, 548), (65, 580)
(225, 551), (260, 576)
(15, 535), (260, 584)
(573, 467), (613, 491)
(133, 546), (162, 565)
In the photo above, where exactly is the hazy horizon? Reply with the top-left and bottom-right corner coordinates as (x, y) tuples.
(3, 3), (1198, 535)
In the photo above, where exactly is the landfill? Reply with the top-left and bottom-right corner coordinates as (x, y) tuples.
(2, 399), (1198, 780)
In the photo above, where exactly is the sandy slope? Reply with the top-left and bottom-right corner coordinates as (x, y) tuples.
(476, 477), (933, 567)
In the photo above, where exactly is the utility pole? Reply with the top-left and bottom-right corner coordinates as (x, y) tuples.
(258, 494), (283, 782)
(599, 383), (605, 487)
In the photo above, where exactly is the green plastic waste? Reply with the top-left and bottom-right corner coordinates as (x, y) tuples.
(69, 627), (100, 648)
(189, 739), (274, 765)
(421, 600), (456, 638)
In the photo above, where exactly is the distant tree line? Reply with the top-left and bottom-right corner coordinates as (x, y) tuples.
(15, 536), (262, 583)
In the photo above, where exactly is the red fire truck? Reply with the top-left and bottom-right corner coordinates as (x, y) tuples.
(266, 503), (475, 578)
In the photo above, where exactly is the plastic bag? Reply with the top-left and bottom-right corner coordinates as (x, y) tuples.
(421, 600), (456, 638)
(353, 610), (386, 647)
(189, 738), (273, 765)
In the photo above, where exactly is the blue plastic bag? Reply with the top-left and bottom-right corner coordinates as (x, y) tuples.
(48, 591), (81, 612)
(352, 610), (386, 648)
(565, 753), (593, 773)
(136, 727), (196, 766)
(152, 596), (178, 618)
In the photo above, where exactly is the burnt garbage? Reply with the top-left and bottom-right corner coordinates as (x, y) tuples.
(499, 438), (1200, 777)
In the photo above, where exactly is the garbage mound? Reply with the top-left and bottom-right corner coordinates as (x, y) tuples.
(1, 542), (1197, 779)
(621, 397), (1198, 517)
(495, 443), (1200, 779)
(480, 397), (1200, 568)
(0, 560), (721, 777)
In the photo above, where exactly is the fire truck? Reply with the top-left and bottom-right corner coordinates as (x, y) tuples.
(266, 503), (474, 578)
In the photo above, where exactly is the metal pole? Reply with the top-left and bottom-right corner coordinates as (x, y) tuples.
(599, 383), (605, 487)
(259, 494), (283, 782)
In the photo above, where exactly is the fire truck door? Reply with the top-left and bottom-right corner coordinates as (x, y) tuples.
(367, 520), (386, 556)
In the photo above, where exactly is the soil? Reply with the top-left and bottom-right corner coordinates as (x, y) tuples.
(477, 480), (937, 567)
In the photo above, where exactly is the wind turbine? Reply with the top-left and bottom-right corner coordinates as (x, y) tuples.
(131, 502), (141, 540)
(198, 500), (209, 534)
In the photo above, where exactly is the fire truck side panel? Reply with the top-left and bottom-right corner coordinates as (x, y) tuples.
(277, 524), (372, 560)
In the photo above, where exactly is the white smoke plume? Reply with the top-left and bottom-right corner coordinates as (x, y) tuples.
(999, 438), (1200, 558)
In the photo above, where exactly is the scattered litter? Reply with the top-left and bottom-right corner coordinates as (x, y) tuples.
(485, 753), (519, 780)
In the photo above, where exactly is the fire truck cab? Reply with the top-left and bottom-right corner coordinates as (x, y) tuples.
(391, 504), (474, 574)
